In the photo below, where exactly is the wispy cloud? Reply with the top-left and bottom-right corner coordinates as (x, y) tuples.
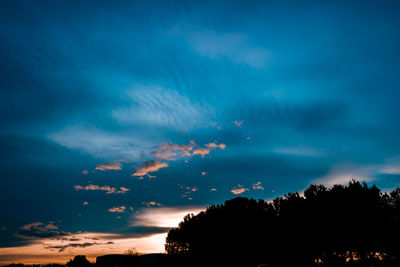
(132, 161), (168, 178)
(45, 241), (114, 252)
(313, 165), (376, 187)
(187, 31), (270, 68)
(48, 125), (152, 160)
(112, 85), (214, 131)
(108, 206), (126, 213)
(231, 185), (249, 195)
(95, 162), (122, 171)
(273, 146), (323, 157)
(380, 165), (400, 175)
(74, 184), (129, 194)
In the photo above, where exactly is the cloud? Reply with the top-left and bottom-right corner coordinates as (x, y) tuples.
(153, 141), (225, 161)
(210, 188), (217, 191)
(74, 184), (130, 194)
(131, 206), (205, 228)
(252, 181), (264, 190)
(153, 141), (195, 161)
(108, 206), (126, 213)
(273, 146), (322, 157)
(313, 165), (376, 187)
(44, 241), (113, 252)
(231, 185), (249, 195)
(16, 222), (70, 239)
(81, 170), (88, 175)
(192, 148), (210, 157)
(234, 120), (244, 127)
(380, 165), (400, 175)
(201, 171), (207, 176)
(48, 125), (152, 160)
(82, 201), (89, 206)
(0, 231), (168, 264)
(187, 31), (270, 68)
(95, 162), (122, 171)
(132, 161), (168, 177)
(205, 142), (226, 150)
(112, 86), (214, 131)
(142, 201), (162, 207)
(179, 185), (199, 199)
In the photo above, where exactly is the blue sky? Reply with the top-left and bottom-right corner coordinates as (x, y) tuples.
(1, 0), (400, 263)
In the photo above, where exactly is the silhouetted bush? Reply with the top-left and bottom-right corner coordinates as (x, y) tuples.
(166, 181), (400, 266)
(66, 255), (92, 267)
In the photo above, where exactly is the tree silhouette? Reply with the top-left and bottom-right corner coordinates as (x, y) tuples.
(66, 255), (91, 267)
(165, 181), (400, 266)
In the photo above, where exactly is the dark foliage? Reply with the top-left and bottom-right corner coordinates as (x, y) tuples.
(66, 255), (91, 267)
(165, 181), (400, 266)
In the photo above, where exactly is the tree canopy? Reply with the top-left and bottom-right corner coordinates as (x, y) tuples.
(165, 181), (400, 266)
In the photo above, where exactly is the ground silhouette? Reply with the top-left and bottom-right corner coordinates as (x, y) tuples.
(166, 181), (400, 266)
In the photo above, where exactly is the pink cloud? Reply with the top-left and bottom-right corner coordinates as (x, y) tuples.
(95, 162), (122, 171)
(81, 170), (89, 175)
(74, 184), (129, 194)
(153, 141), (195, 160)
(252, 181), (264, 190)
(132, 161), (168, 177)
(231, 185), (249, 195)
(192, 148), (210, 157)
(234, 120), (244, 127)
(108, 206), (126, 213)
(201, 171), (207, 176)
(142, 201), (162, 207)
(83, 201), (89, 206)
(206, 142), (226, 150)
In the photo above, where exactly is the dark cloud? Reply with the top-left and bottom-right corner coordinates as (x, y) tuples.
(44, 241), (114, 252)
(16, 222), (70, 239)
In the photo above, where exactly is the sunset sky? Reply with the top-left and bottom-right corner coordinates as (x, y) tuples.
(1, 0), (400, 264)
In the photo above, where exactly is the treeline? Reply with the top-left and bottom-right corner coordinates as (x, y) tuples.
(166, 181), (400, 266)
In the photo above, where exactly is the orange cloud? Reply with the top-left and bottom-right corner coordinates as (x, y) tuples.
(74, 184), (129, 194)
(82, 201), (89, 206)
(201, 171), (207, 176)
(132, 161), (168, 177)
(142, 201), (162, 207)
(153, 141), (195, 160)
(252, 181), (264, 190)
(231, 185), (249, 195)
(192, 148), (210, 157)
(95, 162), (122, 171)
(206, 142), (226, 150)
(108, 206), (126, 213)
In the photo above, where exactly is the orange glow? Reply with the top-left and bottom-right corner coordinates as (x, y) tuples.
(0, 232), (167, 265)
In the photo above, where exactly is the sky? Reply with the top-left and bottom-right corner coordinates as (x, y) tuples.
(1, 0), (400, 264)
